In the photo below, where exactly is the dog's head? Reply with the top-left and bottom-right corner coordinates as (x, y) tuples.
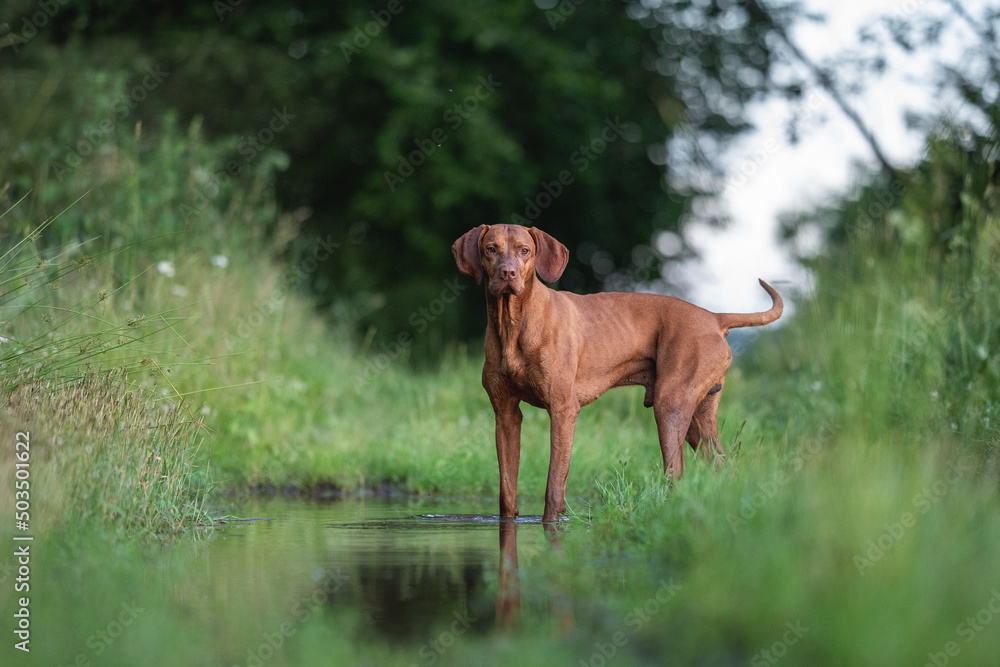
(452, 225), (569, 296)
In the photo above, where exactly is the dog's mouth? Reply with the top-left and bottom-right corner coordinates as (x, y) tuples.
(489, 278), (524, 297)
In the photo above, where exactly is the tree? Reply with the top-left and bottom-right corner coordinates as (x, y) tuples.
(773, 1), (1000, 259)
(3, 0), (790, 353)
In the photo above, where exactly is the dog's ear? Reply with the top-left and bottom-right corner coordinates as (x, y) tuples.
(528, 227), (569, 284)
(451, 225), (488, 284)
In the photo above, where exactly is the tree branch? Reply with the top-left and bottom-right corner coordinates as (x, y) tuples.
(744, 0), (899, 181)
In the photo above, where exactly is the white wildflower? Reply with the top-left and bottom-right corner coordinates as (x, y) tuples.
(156, 260), (176, 278)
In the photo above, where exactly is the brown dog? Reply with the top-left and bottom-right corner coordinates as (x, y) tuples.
(452, 224), (782, 523)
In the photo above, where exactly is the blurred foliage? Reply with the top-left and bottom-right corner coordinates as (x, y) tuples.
(777, 1), (1000, 286)
(779, 114), (1000, 438)
(0, 60), (288, 269)
(782, 119), (1000, 272)
(0, 0), (791, 353)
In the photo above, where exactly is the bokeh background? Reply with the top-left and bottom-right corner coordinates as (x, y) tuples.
(6, 0), (793, 357)
(3, 2), (1000, 666)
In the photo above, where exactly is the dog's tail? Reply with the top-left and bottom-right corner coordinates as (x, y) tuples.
(715, 280), (783, 333)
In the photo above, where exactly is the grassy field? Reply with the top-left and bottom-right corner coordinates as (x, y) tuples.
(2, 96), (1000, 665)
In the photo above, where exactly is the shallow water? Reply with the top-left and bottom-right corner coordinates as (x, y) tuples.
(188, 498), (551, 642)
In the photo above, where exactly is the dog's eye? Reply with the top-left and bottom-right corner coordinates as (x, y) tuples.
(485, 246), (497, 255)
(520, 247), (530, 256)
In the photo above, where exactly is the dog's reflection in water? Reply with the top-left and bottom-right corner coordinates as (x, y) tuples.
(495, 520), (574, 634)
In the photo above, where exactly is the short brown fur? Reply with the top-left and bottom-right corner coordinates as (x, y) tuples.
(452, 224), (782, 523)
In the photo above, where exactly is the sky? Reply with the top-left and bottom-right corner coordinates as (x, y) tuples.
(681, 0), (988, 313)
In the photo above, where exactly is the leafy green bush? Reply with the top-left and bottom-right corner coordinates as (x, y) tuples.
(778, 118), (1000, 453)
(0, 66), (301, 535)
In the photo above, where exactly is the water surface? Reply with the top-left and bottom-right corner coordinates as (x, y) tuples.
(186, 498), (551, 643)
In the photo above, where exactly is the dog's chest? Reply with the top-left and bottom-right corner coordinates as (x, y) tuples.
(484, 350), (553, 408)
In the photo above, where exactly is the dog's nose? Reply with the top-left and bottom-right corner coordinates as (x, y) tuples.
(499, 267), (517, 281)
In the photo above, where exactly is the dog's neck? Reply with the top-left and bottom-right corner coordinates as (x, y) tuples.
(485, 277), (540, 357)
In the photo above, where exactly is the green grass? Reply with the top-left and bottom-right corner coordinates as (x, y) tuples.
(2, 74), (1000, 665)
(2, 370), (210, 536)
(584, 203), (1000, 663)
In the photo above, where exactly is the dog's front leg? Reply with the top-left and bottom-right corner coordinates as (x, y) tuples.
(543, 402), (580, 524)
(493, 397), (523, 517)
